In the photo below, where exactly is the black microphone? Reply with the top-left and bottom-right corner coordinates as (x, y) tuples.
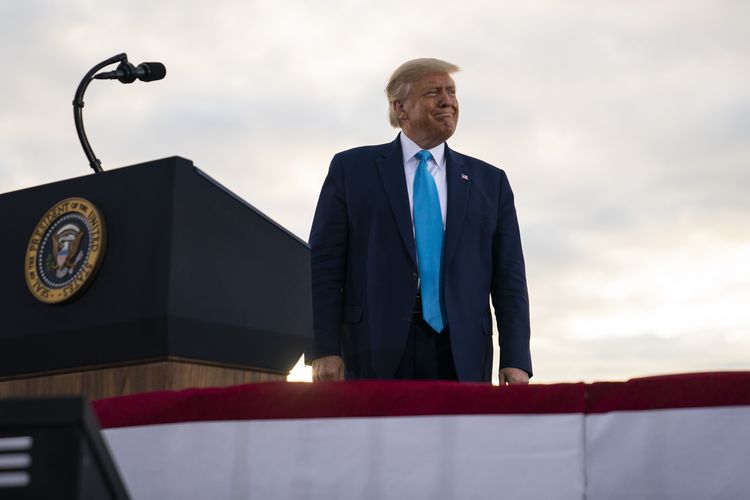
(94, 61), (166, 83)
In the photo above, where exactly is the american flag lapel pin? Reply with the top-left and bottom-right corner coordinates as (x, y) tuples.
(461, 173), (469, 181)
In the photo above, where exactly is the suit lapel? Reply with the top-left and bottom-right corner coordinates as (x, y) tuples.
(377, 136), (417, 266)
(444, 145), (470, 268)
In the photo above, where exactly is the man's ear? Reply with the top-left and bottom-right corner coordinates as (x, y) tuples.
(394, 100), (408, 120)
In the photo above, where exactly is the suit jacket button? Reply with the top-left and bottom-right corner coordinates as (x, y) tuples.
(412, 272), (418, 280)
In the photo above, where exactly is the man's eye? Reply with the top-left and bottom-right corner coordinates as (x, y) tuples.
(425, 91), (437, 97)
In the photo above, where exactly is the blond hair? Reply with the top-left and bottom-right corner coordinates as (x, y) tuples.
(385, 58), (460, 128)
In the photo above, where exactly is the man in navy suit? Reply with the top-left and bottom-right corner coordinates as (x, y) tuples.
(307, 58), (531, 383)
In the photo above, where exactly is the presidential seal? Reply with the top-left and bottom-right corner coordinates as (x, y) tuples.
(25, 197), (107, 304)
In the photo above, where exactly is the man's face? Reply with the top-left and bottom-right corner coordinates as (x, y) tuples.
(397, 72), (459, 149)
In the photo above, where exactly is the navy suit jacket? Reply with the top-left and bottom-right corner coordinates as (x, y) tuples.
(308, 135), (531, 382)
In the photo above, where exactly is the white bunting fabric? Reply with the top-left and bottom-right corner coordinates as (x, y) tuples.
(93, 373), (750, 500)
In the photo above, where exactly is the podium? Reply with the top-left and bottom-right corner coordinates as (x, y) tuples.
(0, 397), (130, 499)
(0, 157), (312, 399)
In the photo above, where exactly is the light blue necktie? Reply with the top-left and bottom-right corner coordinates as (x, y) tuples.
(413, 150), (445, 333)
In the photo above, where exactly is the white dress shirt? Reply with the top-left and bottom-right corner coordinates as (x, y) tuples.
(400, 133), (447, 229)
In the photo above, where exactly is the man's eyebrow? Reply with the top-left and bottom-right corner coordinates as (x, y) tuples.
(422, 85), (456, 92)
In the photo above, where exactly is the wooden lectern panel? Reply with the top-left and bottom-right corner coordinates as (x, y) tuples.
(0, 359), (286, 401)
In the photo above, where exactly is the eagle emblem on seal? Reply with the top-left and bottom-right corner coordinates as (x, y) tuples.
(49, 223), (85, 279)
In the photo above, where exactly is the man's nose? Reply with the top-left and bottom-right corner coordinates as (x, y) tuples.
(437, 89), (453, 105)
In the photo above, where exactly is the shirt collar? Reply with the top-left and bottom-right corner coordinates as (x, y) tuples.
(400, 133), (445, 167)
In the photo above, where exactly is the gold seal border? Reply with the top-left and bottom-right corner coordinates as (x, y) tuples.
(25, 197), (107, 304)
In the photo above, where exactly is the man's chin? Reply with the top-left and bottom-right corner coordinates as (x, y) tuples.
(437, 118), (456, 133)
(439, 125), (456, 141)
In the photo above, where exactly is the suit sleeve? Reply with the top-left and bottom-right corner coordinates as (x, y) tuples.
(491, 171), (532, 377)
(306, 154), (348, 363)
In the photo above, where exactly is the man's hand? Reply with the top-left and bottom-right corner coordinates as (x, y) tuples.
(498, 367), (529, 385)
(312, 355), (345, 382)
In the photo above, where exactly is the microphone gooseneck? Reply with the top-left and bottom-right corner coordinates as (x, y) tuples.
(73, 53), (167, 174)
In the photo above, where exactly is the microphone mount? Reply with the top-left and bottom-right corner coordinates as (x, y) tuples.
(73, 53), (166, 173)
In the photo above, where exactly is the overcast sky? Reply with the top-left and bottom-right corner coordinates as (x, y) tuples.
(2, 0), (748, 383)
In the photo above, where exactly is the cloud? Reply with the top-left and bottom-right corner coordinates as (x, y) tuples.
(532, 327), (750, 383)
